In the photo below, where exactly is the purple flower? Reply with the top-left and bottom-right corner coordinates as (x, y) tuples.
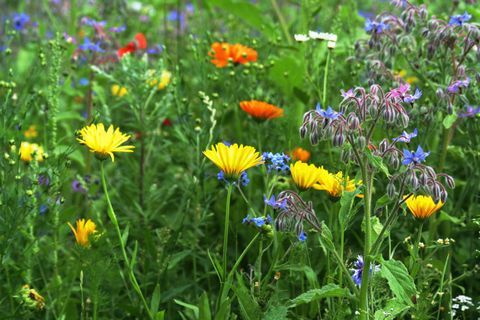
(393, 128), (418, 143)
(458, 106), (480, 118)
(109, 25), (126, 33)
(447, 78), (470, 93)
(78, 78), (89, 86)
(78, 37), (104, 52)
(81, 17), (107, 28)
(390, 83), (410, 98)
(147, 45), (164, 55)
(217, 170), (249, 186)
(316, 104), (342, 120)
(351, 255), (380, 286)
(403, 88), (422, 103)
(264, 195), (287, 210)
(243, 214), (272, 228)
(298, 231), (307, 242)
(365, 19), (389, 34)
(63, 32), (77, 44)
(341, 88), (355, 98)
(449, 12), (472, 26)
(262, 152), (290, 173)
(402, 145), (430, 166)
(72, 179), (86, 193)
(38, 175), (50, 186)
(12, 13), (30, 31)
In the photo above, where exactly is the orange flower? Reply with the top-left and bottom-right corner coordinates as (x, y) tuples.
(209, 42), (258, 68)
(291, 147), (311, 162)
(239, 100), (284, 120)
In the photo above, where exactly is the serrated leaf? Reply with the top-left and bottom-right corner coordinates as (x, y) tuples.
(366, 149), (391, 177)
(339, 189), (361, 228)
(263, 305), (288, 320)
(288, 284), (348, 308)
(232, 273), (261, 320)
(379, 259), (416, 306)
(374, 299), (410, 320)
(443, 114), (457, 129)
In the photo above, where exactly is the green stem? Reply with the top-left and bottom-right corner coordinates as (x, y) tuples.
(270, 0), (293, 45)
(223, 184), (234, 280)
(359, 164), (373, 320)
(322, 49), (331, 106)
(100, 163), (153, 320)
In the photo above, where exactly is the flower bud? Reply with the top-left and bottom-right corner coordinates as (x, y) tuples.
(357, 136), (366, 150)
(300, 125), (307, 139)
(310, 133), (319, 145)
(440, 189), (448, 203)
(444, 175), (455, 189)
(333, 133), (344, 147)
(387, 182), (396, 199)
(457, 65), (466, 78)
(379, 139), (388, 153)
(436, 88), (444, 99)
(432, 183), (441, 202)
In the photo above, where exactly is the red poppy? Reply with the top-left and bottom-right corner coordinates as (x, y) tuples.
(117, 33), (147, 58)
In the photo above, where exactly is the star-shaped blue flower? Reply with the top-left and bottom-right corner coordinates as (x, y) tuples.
(402, 145), (430, 166)
(449, 12), (472, 26)
(316, 104), (342, 120)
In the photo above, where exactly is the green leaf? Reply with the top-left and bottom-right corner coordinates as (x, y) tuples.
(174, 299), (199, 319)
(214, 297), (231, 320)
(379, 259), (416, 306)
(339, 189), (361, 228)
(317, 221), (336, 255)
(154, 310), (165, 320)
(232, 274), (261, 320)
(263, 305), (288, 320)
(288, 284), (348, 308)
(207, 249), (223, 282)
(443, 114), (457, 129)
(374, 299), (410, 320)
(150, 284), (161, 316)
(198, 292), (212, 320)
(366, 149), (391, 177)
(269, 54), (306, 95)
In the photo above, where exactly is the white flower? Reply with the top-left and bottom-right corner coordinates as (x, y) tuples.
(327, 41), (336, 49)
(294, 34), (310, 42)
(308, 31), (338, 42)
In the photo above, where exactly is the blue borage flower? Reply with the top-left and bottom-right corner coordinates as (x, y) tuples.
(262, 152), (290, 174)
(264, 195), (287, 210)
(393, 128), (418, 143)
(447, 78), (470, 93)
(365, 19), (389, 34)
(315, 104), (342, 120)
(217, 170), (249, 186)
(242, 214), (272, 228)
(12, 13), (30, 31)
(298, 231), (307, 242)
(351, 255), (380, 286)
(458, 106), (480, 118)
(402, 145), (430, 166)
(403, 88), (422, 103)
(78, 37), (104, 52)
(449, 12), (471, 27)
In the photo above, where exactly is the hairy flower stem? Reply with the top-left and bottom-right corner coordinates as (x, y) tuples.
(222, 184), (233, 281)
(359, 164), (373, 320)
(100, 163), (153, 320)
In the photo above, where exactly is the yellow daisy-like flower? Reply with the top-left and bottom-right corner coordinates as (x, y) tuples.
(314, 171), (363, 198)
(68, 218), (97, 247)
(147, 70), (172, 90)
(203, 142), (263, 178)
(24, 125), (38, 139)
(290, 161), (328, 190)
(405, 195), (444, 219)
(77, 123), (134, 162)
(19, 142), (44, 162)
(111, 84), (128, 97)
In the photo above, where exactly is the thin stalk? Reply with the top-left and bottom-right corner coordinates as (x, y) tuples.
(270, 0), (293, 45)
(100, 163), (153, 320)
(223, 184), (234, 280)
(322, 49), (331, 106)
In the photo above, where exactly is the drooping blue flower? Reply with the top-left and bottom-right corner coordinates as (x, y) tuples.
(449, 12), (472, 26)
(403, 88), (422, 103)
(78, 37), (104, 52)
(72, 179), (87, 193)
(402, 145), (430, 166)
(264, 195), (287, 210)
(316, 104), (342, 120)
(298, 231), (307, 242)
(447, 78), (470, 93)
(393, 128), (418, 143)
(262, 152), (290, 173)
(12, 13), (30, 31)
(351, 255), (380, 286)
(458, 106), (480, 118)
(365, 19), (389, 34)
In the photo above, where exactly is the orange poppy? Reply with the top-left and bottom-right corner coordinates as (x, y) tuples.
(209, 42), (258, 68)
(291, 147), (311, 162)
(239, 100), (284, 120)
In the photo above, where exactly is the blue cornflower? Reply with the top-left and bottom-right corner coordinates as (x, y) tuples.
(393, 128), (418, 143)
(365, 19), (389, 34)
(262, 152), (290, 173)
(351, 255), (380, 286)
(298, 231), (307, 242)
(403, 88), (422, 103)
(218, 170), (249, 186)
(402, 145), (430, 166)
(449, 12), (472, 26)
(78, 37), (104, 52)
(458, 106), (480, 118)
(264, 195), (287, 210)
(12, 13), (30, 31)
(316, 104), (342, 120)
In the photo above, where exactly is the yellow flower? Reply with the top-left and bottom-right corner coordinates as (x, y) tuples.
(20, 284), (45, 310)
(147, 70), (172, 90)
(394, 70), (418, 84)
(314, 171), (363, 198)
(19, 142), (44, 162)
(203, 142), (263, 178)
(111, 84), (128, 97)
(68, 219), (97, 247)
(405, 195), (444, 219)
(290, 161), (328, 190)
(77, 123), (134, 162)
(24, 125), (38, 139)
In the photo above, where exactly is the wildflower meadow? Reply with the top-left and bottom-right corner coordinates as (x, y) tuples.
(1, 0), (480, 319)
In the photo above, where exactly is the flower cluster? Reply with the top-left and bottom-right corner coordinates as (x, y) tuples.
(452, 295), (475, 317)
(217, 170), (250, 187)
(262, 152), (290, 174)
(243, 214), (274, 236)
(294, 31), (338, 48)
